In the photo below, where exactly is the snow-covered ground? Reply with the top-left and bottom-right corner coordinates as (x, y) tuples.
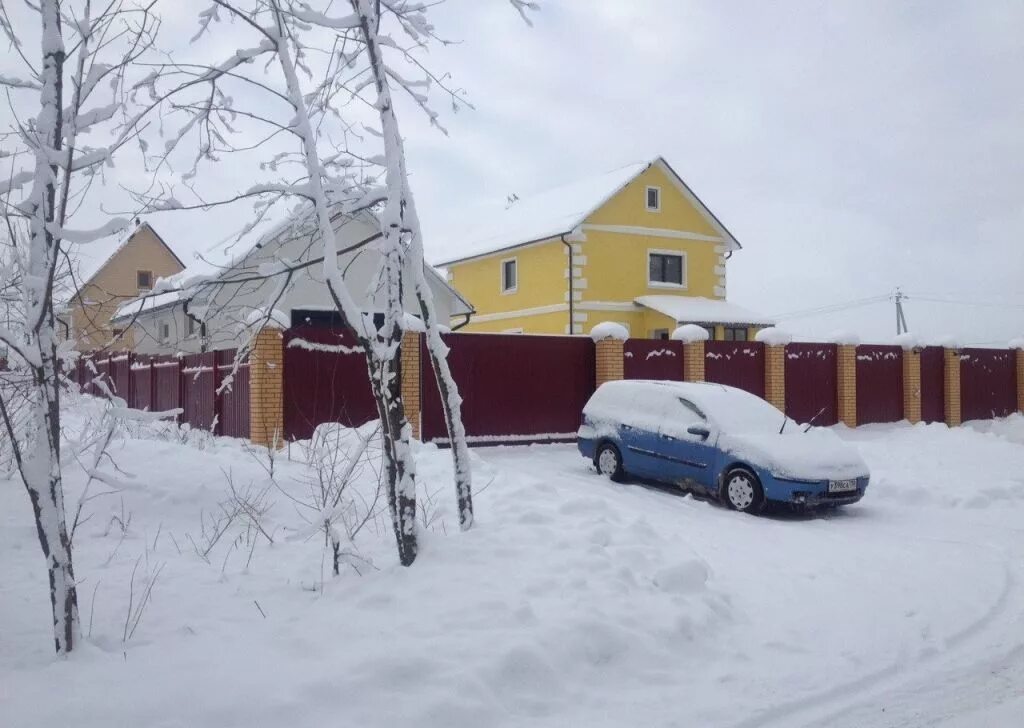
(2, 399), (1024, 728)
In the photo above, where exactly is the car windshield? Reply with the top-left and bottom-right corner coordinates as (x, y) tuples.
(690, 386), (792, 434)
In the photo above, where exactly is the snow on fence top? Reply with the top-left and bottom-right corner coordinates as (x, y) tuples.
(671, 324), (710, 343)
(590, 322), (629, 341)
(1009, 338), (1024, 350)
(754, 327), (793, 346)
(893, 332), (922, 351)
(826, 330), (861, 346)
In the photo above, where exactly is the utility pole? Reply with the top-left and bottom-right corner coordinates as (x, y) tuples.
(892, 287), (909, 335)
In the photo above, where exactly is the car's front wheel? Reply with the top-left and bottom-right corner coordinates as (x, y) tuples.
(722, 468), (765, 514)
(595, 443), (625, 482)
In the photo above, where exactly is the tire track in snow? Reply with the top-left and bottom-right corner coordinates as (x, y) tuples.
(727, 554), (1021, 728)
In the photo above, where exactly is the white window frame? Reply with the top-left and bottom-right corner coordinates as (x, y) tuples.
(500, 256), (518, 294)
(647, 249), (687, 289)
(645, 185), (661, 212)
(159, 321), (170, 342)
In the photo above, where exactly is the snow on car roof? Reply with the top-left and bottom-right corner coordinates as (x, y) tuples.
(591, 380), (789, 433)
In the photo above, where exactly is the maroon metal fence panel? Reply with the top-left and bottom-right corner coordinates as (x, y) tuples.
(108, 354), (132, 401)
(704, 341), (765, 398)
(282, 325), (377, 441)
(855, 345), (904, 424)
(216, 350), (250, 439)
(919, 346), (945, 424)
(181, 352), (216, 431)
(623, 339), (684, 380)
(960, 348), (1016, 422)
(784, 343), (838, 425)
(152, 356), (181, 413)
(130, 356), (153, 412)
(421, 333), (596, 445)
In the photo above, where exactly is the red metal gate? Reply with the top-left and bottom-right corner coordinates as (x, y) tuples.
(282, 325), (377, 440)
(919, 346), (945, 424)
(623, 339), (684, 380)
(704, 341), (765, 398)
(784, 343), (837, 425)
(960, 348), (1016, 421)
(420, 333), (595, 445)
(855, 345), (904, 424)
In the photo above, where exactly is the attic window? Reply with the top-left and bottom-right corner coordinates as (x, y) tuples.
(137, 270), (153, 289)
(645, 186), (661, 212)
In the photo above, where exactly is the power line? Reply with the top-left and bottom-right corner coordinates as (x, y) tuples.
(906, 294), (1024, 310)
(770, 294), (889, 320)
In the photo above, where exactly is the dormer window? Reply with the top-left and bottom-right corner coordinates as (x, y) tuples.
(645, 186), (661, 212)
(137, 270), (153, 289)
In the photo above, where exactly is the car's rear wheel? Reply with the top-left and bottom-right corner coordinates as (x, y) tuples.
(595, 443), (625, 482)
(722, 468), (765, 514)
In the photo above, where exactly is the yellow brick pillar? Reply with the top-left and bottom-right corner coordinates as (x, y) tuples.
(1016, 348), (1024, 414)
(683, 341), (706, 382)
(943, 347), (962, 427)
(401, 332), (422, 440)
(902, 347), (922, 424)
(764, 345), (786, 412)
(250, 325), (284, 448)
(836, 344), (857, 428)
(595, 337), (624, 388)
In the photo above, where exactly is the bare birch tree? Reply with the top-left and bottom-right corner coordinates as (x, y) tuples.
(133, 0), (539, 564)
(0, 0), (160, 654)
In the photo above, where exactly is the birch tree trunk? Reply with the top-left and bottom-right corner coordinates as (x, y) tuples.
(22, 0), (80, 655)
(352, 0), (474, 530)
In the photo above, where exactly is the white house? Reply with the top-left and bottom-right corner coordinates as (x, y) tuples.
(112, 208), (474, 355)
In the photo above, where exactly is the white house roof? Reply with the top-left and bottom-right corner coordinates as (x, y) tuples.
(111, 206), (472, 323)
(635, 295), (775, 326)
(430, 156), (741, 266)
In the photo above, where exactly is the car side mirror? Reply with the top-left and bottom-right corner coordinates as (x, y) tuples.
(687, 424), (710, 441)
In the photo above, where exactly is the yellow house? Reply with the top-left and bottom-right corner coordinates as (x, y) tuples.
(433, 157), (772, 340)
(63, 220), (185, 351)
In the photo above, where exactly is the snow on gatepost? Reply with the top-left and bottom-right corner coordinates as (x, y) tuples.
(754, 327), (793, 346)
(589, 322), (629, 341)
(670, 324), (710, 343)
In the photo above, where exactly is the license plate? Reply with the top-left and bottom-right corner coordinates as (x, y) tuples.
(828, 479), (857, 493)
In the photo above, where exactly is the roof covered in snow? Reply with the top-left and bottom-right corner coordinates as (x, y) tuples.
(430, 156), (741, 265)
(635, 295), (775, 326)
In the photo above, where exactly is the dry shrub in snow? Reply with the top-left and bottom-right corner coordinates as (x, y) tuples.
(290, 422), (386, 580)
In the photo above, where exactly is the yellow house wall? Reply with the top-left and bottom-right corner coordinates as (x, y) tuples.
(444, 163), (747, 338)
(69, 225), (184, 351)
(446, 238), (568, 316)
(457, 309), (573, 335)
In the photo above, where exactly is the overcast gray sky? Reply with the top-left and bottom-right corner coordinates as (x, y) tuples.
(8, 1), (1023, 343)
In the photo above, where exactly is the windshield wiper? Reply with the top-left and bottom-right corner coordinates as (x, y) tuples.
(803, 406), (827, 432)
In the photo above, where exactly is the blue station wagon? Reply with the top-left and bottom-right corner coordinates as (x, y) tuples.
(577, 380), (870, 512)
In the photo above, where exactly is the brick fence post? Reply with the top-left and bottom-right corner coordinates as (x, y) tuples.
(943, 347), (961, 427)
(1016, 348), (1024, 415)
(902, 347), (922, 424)
(683, 341), (705, 382)
(401, 332), (422, 440)
(250, 325), (285, 448)
(764, 345), (786, 412)
(595, 337), (624, 387)
(836, 344), (857, 427)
